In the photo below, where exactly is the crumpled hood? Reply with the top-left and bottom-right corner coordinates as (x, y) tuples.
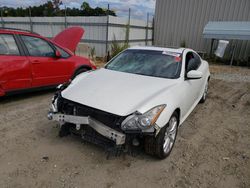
(53, 27), (84, 53)
(61, 68), (177, 116)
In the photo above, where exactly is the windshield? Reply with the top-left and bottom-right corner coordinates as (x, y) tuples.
(105, 50), (182, 79)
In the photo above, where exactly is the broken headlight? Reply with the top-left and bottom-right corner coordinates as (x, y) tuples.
(121, 105), (166, 131)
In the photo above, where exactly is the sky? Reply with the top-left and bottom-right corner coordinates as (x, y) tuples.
(0, 0), (156, 20)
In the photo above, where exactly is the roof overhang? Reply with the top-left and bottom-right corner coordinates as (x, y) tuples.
(203, 21), (250, 40)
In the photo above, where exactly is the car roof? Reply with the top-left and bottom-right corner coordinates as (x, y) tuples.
(0, 28), (39, 36)
(128, 46), (186, 54)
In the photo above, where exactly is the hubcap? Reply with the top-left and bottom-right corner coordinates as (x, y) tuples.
(163, 116), (177, 154)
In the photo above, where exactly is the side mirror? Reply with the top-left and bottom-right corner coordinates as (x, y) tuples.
(55, 50), (61, 58)
(187, 70), (203, 79)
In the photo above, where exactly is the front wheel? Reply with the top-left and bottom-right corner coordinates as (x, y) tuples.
(58, 123), (71, 137)
(145, 112), (178, 159)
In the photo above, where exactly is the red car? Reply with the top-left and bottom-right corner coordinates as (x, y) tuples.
(0, 27), (96, 97)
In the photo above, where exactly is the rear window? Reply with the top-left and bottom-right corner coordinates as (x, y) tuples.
(0, 34), (20, 55)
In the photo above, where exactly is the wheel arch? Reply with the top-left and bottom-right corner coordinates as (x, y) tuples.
(72, 65), (92, 78)
(75, 65), (92, 72)
(156, 106), (181, 129)
(174, 108), (181, 124)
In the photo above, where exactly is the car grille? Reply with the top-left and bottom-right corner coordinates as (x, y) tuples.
(58, 97), (126, 131)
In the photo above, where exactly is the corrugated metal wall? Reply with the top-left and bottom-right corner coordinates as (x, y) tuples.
(154, 0), (250, 61)
(1, 16), (153, 57)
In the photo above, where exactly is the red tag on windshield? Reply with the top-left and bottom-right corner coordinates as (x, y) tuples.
(175, 56), (182, 62)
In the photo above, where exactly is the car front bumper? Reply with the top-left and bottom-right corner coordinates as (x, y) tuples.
(48, 112), (126, 145)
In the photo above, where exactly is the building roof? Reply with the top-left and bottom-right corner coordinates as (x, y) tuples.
(203, 21), (250, 40)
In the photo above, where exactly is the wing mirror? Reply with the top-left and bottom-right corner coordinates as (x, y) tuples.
(187, 70), (203, 79)
(55, 50), (61, 58)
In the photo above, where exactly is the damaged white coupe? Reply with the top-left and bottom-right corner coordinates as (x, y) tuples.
(48, 46), (210, 159)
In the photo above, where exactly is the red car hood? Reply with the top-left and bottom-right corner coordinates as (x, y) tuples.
(53, 27), (84, 53)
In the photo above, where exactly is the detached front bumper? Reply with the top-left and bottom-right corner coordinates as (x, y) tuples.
(48, 112), (126, 145)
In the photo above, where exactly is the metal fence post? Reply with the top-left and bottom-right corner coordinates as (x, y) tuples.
(29, 7), (33, 32)
(146, 12), (149, 46)
(1, 8), (4, 28)
(152, 16), (155, 45)
(126, 8), (131, 44)
(105, 4), (110, 59)
(64, 6), (67, 29)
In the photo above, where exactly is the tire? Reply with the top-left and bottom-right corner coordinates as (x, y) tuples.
(58, 123), (71, 137)
(71, 68), (89, 80)
(200, 80), (209, 103)
(144, 112), (179, 159)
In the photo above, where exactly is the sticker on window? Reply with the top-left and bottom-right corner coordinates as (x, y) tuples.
(174, 56), (182, 62)
(162, 51), (181, 57)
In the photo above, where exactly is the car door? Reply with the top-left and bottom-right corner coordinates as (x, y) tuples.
(0, 33), (31, 93)
(20, 35), (71, 87)
(180, 51), (203, 118)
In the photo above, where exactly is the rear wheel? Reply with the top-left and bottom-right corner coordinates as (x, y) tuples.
(145, 112), (178, 159)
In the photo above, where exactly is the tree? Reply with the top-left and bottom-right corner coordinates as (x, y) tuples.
(81, 2), (91, 11)
(1, 1), (116, 17)
(52, 0), (63, 11)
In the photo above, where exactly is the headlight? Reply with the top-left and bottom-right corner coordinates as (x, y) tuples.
(50, 91), (62, 113)
(121, 105), (166, 131)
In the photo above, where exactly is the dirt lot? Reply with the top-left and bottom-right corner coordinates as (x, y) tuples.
(0, 65), (249, 188)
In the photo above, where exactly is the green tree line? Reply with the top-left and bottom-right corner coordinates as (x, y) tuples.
(1, 1), (116, 17)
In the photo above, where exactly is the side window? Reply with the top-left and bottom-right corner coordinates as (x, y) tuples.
(186, 52), (201, 72)
(0, 34), (20, 55)
(21, 35), (55, 57)
(193, 52), (201, 68)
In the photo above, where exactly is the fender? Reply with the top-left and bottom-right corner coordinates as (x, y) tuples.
(73, 65), (92, 74)
(0, 87), (5, 96)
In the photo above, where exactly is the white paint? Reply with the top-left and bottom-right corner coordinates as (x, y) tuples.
(61, 47), (210, 128)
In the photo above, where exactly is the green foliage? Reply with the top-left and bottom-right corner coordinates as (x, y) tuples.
(0, 1), (116, 17)
(52, 0), (63, 11)
(111, 35), (129, 58)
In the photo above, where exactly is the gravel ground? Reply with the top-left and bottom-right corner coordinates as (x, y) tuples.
(211, 73), (250, 83)
(0, 65), (249, 188)
(210, 65), (250, 82)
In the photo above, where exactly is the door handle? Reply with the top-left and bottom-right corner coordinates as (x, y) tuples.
(32, 60), (41, 64)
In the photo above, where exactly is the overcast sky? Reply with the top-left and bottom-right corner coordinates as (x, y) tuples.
(1, 0), (156, 20)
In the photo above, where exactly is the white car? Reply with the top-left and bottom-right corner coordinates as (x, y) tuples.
(48, 46), (210, 159)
